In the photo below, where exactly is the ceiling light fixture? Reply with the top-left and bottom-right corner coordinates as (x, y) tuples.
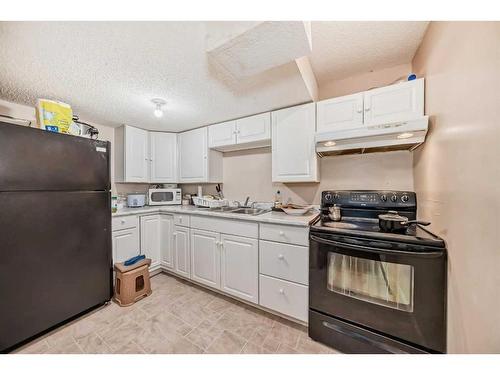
(324, 141), (336, 147)
(397, 132), (414, 139)
(151, 98), (166, 118)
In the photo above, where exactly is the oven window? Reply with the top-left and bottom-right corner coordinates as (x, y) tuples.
(327, 253), (414, 312)
(151, 192), (173, 201)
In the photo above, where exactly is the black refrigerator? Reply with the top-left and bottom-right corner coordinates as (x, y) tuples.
(0, 121), (113, 353)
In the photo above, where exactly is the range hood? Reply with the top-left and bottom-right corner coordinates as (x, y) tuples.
(315, 116), (428, 157)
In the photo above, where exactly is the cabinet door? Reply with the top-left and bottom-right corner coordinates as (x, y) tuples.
(208, 120), (237, 148)
(112, 227), (140, 264)
(316, 93), (364, 132)
(159, 215), (174, 270)
(190, 229), (220, 289)
(173, 225), (190, 278)
(363, 78), (424, 126)
(178, 127), (208, 183)
(220, 234), (258, 304)
(150, 132), (177, 183)
(236, 112), (271, 145)
(140, 215), (161, 269)
(272, 103), (319, 182)
(125, 125), (149, 182)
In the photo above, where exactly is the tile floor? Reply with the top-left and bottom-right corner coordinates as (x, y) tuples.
(15, 273), (338, 354)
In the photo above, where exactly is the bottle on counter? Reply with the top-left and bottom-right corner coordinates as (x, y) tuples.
(274, 190), (282, 209)
(111, 196), (118, 213)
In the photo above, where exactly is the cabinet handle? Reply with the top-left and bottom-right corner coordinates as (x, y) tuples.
(356, 107), (363, 113)
(120, 219), (125, 224)
(279, 288), (285, 295)
(365, 107), (371, 112)
(173, 232), (177, 237)
(278, 254), (284, 260)
(279, 231), (284, 236)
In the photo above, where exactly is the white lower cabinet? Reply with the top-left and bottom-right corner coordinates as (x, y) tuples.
(112, 227), (140, 264)
(113, 212), (309, 323)
(190, 229), (221, 289)
(140, 215), (161, 270)
(220, 234), (258, 304)
(172, 225), (190, 278)
(140, 214), (173, 271)
(159, 215), (174, 270)
(259, 274), (308, 322)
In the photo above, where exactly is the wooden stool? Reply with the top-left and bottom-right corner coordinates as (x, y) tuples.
(114, 258), (152, 307)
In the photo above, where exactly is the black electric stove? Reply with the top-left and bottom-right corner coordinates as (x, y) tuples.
(309, 190), (447, 354)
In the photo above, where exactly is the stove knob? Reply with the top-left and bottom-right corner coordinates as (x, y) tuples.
(380, 195), (387, 202)
(390, 195), (398, 202)
(333, 194), (340, 200)
(401, 195), (409, 202)
(324, 193), (333, 202)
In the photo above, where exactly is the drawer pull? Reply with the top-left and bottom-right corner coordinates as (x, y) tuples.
(279, 288), (285, 294)
(278, 254), (284, 260)
(120, 219), (125, 224)
(279, 231), (284, 236)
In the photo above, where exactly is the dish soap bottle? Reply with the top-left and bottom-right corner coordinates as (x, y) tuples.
(274, 190), (282, 209)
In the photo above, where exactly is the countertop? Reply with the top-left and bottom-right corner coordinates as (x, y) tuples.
(112, 205), (319, 227)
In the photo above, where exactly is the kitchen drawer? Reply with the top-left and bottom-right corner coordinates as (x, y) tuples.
(259, 240), (308, 285)
(259, 274), (308, 322)
(174, 213), (190, 227)
(190, 215), (258, 238)
(259, 223), (309, 246)
(112, 215), (139, 231)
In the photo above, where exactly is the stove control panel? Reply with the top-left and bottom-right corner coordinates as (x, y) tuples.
(321, 190), (417, 209)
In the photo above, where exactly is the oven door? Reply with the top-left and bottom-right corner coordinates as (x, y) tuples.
(309, 232), (446, 353)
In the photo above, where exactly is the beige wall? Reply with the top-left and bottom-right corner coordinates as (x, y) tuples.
(221, 148), (414, 204)
(412, 21), (500, 353)
(319, 63), (412, 99)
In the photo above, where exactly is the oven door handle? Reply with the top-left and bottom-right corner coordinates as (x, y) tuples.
(310, 235), (444, 257)
(321, 321), (408, 354)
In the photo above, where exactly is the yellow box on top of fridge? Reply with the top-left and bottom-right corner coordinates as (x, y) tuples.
(35, 99), (77, 134)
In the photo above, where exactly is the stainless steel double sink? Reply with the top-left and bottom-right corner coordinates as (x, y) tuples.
(208, 206), (270, 216)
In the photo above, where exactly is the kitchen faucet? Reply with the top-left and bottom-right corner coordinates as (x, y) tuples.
(233, 196), (251, 208)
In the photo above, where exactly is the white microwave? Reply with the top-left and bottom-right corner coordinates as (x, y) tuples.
(148, 188), (182, 206)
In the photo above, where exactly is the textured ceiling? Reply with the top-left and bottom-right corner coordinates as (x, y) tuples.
(310, 21), (429, 82)
(0, 22), (311, 131)
(0, 21), (429, 132)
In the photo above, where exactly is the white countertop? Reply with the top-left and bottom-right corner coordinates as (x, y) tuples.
(113, 205), (319, 227)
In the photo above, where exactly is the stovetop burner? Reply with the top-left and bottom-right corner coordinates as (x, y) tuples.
(312, 190), (445, 248)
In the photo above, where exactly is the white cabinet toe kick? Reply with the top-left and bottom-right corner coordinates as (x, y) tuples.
(112, 214), (310, 324)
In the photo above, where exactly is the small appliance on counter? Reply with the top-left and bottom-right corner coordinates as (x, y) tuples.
(127, 193), (146, 208)
(148, 188), (181, 206)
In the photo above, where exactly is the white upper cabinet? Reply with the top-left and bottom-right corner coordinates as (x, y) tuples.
(317, 92), (364, 133)
(178, 127), (223, 183)
(115, 125), (149, 183)
(272, 103), (319, 182)
(208, 120), (237, 148)
(115, 125), (177, 183)
(316, 78), (425, 136)
(363, 78), (424, 126)
(208, 112), (271, 151)
(149, 132), (177, 183)
(235, 112), (271, 146)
